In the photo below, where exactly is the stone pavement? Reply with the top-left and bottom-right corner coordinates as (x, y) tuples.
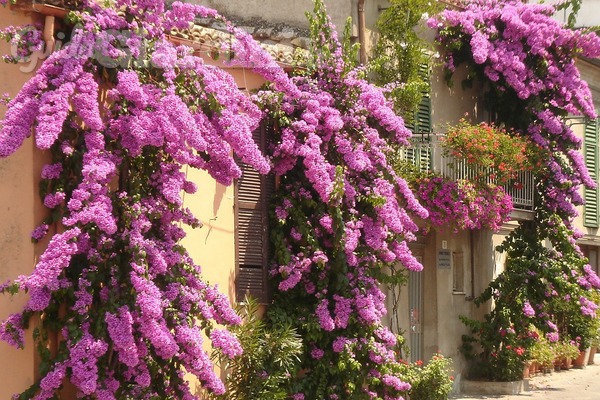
(451, 356), (600, 400)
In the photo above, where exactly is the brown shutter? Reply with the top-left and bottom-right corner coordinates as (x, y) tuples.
(235, 123), (274, 303)
(584, 118), (599, 228)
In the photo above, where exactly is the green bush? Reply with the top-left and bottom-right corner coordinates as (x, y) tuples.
(409, 354), (454, 400)
(209, 297), (302, 400)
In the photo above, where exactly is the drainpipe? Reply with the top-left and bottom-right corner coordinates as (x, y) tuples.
(469, 229), (475, 301)
(43, 15), (55, 55)
(357, 0), (367, 65)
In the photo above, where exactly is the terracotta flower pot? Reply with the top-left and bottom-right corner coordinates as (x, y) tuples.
(523, 364), (530, 379)
(561, 357), (572, 370)
(573, 348), (590, 368)
(529, 362), (537, 376)
(554, 359), (562, 372)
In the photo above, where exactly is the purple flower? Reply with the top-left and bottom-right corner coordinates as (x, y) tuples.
(210, 329), (243, 358)
(311, 347), (325, 360)
(523, 301), (535, 318)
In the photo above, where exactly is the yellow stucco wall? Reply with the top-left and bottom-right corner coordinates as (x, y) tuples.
(0, 6), (45, 399)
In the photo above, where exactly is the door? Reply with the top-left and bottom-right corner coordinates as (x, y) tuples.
(408, 256), (423, 362)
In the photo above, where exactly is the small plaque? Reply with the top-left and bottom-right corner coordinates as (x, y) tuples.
(438, 250), (452, 269)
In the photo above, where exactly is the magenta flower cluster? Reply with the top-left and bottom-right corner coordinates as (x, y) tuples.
(429, 0), (600, 225)
(255, 3), (426, 397)
(0, 0), (283, 398)
(417, 176), (513, 232)
(0, 23), (44, 64)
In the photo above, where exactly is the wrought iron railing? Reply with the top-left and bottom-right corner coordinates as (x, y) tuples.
(399, 134), (535, 211)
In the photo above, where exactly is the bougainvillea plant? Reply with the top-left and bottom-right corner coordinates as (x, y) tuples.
(431, 0), (600, 375)
(0, 0), (280, 398)
(430, 0), (600, 224)
(416, 176), (512, 232)
(0, 23), (44, 64)
(0, 0), (430, 398)
(261, 1), (428, 398)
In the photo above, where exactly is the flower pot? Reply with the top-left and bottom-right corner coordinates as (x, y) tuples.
(554, 358), (562, 372)
(522, 364), (530, 379)
(561, 357), (572, 370)
(573, 348), (590, 368)
(588, 346), (597, 365)
(529, 362), (537, 376)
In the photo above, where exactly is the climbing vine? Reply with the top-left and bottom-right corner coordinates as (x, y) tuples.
(262, 1), (427, 398)
(0, 0), (278, 398)
(0, 0), (431, 398)
(430, 0), (600, 378)
(370, 0), (441, 120)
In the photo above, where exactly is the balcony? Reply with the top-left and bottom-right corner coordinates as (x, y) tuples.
(399, 134), (535, 219)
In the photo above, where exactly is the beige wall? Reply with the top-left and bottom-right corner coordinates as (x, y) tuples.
(0, 7), (45, 399)
(430, 63), (481, 132)
(195, 0), (352, 32)
(193, 0), (391, 61)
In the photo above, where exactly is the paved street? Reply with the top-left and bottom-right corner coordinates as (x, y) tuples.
(452, 355), (600, 400)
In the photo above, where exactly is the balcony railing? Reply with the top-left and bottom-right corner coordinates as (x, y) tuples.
(399, 134), (535, 211)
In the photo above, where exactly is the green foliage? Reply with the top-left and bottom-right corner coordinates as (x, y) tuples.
(408, 354), (454, 400)
(387, 147), (430, 184)
(369, 0), (441, 119)
(553, 340), (580, 360)
(529, 333), (555, 368)
(459, 315), (531, 382)
(553, 0), (582, 28)
(210, 297), (302, 400)
(304, 0), (359, 77)
(460, 217), (600, 380)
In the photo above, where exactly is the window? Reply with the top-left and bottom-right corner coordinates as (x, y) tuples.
(404, 63), (432, 172)
(584, 118), (599, 228)
(452, 251), (465, 293)
(235, 123), (275, 303)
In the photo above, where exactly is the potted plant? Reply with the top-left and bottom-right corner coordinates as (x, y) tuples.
(529, 335), (555, 375)
(554, 341), (580, 370)
(586, 291), (600, 365)
(589, 330), (600, 365)
(442, 119), (539, 185)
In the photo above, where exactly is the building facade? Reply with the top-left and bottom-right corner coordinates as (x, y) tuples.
(1, 0), (599, 397)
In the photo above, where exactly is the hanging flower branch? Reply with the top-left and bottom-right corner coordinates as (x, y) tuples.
(416, 176), (512, 232)
(0, 23), (44, 64)
(0, 1), (282, 398)
(429, 0), (600, 224)
(246, 1), (429, 398)
(430, 0), (600, 376)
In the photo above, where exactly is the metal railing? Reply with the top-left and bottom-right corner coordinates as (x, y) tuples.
(399, 134), (535, 211)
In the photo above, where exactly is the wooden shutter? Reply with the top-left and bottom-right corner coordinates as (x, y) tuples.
(403, 63), (432, 171)
(584, 118), (599, 228)
(407, 63), (432, 135)
(235, 123), (274, 303)
(415, 63), (432, 134)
